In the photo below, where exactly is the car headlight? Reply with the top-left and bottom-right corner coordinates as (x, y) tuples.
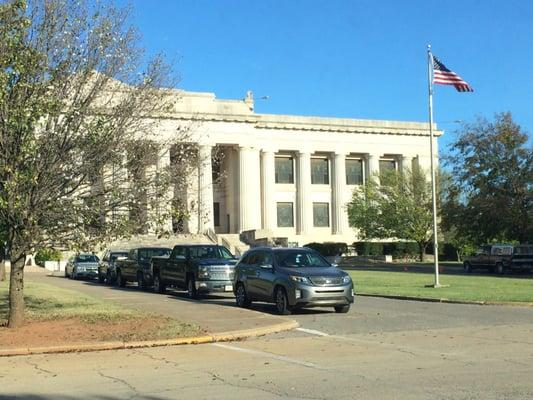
(342, 275), (352, 284)
(198, 266), (209, 278)
(289, 275), (310, 284)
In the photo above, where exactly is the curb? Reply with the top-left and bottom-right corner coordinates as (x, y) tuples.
(357, 293), (533, 307)
(0, 319), (299, 358)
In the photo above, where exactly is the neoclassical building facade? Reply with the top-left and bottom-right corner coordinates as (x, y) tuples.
(150, 90), (441, 247)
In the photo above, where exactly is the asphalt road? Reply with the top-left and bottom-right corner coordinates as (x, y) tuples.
(1, 275), (533, 399)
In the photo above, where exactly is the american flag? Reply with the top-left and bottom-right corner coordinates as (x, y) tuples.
(432, 56), (473, 92)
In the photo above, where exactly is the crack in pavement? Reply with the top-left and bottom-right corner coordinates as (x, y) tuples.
(97, 371), (141, 400)
(24, 359), (57, 377)
(130, 348), (188, 371)
(204, 370), (328, 400)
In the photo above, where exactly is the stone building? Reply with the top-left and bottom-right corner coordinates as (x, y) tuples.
(145, 89), (442, 248)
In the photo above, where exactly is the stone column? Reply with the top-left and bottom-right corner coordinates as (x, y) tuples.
(261, 150), (276, 231)
(332, 152), (347, 235)
(297, 151), (312, 234)
(238, 146), (261, 232)
(401, 155), (412, 173)
(157, 146), (174, 233)
(367, 153), (380, 184)
(198, 144), (214, 233)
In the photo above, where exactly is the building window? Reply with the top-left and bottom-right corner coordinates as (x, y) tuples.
(311, 158), (329, 184)
(213, 202), (220, 227)
(346, 159), (364, 185)
(275, 157), (294, 184)
(313, 203), (330, 227)
(379, 159), (397, 185)
(277, 202), (294, 227)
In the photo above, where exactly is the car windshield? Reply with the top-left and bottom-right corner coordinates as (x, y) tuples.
(274, 250), (331, 268)
(76, 254), (99, 263)
(110, 252), (128, 261)
(189, 246), (234, 259)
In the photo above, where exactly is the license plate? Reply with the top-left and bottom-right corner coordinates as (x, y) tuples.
(225, 285), (233, 292)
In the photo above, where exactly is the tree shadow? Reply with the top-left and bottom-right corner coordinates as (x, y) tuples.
(0, 395), (167, 400)
(342, 263), (533, 279)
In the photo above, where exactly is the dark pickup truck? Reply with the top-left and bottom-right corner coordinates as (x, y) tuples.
(151, 244), (238, 299)
(115, 247), (172, 288)
(463, 244), (533, 275)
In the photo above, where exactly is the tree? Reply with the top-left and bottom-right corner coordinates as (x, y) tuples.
(443, 113), (533, 246)
(347, 167), (435, 261)
(0, 0), (188, 327)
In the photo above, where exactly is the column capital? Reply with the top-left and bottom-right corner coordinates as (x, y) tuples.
(334, 150), (350, 157)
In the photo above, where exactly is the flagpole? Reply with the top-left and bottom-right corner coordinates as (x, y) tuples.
(427, 44), (441, 287)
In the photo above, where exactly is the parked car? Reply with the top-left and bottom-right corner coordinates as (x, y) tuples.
(463, 244), (533, 274)
(98, 249), (128, 284)
(151, 244), (238, 298)
(233, 247), (354, 315)
(115, 247), (172, 288)
(65, 253), (100, 280)
(511, 244), (533, 272)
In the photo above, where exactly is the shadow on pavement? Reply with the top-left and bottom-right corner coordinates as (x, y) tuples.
(0, 395), (167, 400)
(342, 263), (533, 279)
(45, 274), (337, 316)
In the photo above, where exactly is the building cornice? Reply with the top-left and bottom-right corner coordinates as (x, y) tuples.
(165, 111), (442, 137)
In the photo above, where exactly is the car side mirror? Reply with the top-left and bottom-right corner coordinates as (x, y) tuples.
(331, 263), (338, 268)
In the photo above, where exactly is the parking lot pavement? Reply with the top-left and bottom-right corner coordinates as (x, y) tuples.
(2, 290), (533, 399)
(26, 272), (295, 336)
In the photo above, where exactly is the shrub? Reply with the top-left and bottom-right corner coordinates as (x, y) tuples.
(35, 248), (63, 265)
(304, 242), (347, 256)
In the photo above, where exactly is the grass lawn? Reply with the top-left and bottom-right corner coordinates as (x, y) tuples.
(349, 270), (533, 303)
(0, 279), (200, 344)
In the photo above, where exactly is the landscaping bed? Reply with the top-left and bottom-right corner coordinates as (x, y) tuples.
(349, 270), (533, 303)
(0, 280), (201, 349)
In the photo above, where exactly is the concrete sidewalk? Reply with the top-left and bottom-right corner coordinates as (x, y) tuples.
(1, 269), (298, 356)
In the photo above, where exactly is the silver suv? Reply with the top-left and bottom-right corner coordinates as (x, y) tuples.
(233, 247), (354, 314)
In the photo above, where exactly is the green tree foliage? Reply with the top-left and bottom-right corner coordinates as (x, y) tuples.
(347, 167), (434, 261)
(442, 113), (533, 246)
(0, 0), (185, 327)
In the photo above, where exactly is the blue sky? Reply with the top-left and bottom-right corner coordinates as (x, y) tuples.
(123, 0), (532, 151)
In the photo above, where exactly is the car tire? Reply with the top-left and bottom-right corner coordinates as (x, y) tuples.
(106, 271), (113, 285)
(116, 270), (126, 287)
(98, 274), (105, 284)
(153, 274), (166, 294)
(235, 283), (252, 308)
(187, 276), (199, 300)
(275, 287), (291, 315)
(496, 262), (505, 275)
(334, 305), (350, 313)
(137, 272), (147, 290)
(463, 262), (472, 273)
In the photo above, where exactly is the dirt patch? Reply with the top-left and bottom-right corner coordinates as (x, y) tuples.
(0, 317), (202, 350)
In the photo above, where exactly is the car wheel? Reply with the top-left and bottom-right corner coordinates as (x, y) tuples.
(496, 262), (505, 275)
(116, 270), (126, 287)
(137, 272), (147, 290)
(187, 276), (199, 300)
(463, 262), (472, 273)
(106, 271), (113, 285)
(334, 304), (351, 313)
(275, 287), (291, 315)
(235, 283), (252, 308)
(98, 274), (105, 284)
(153, 274), (166, 294)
